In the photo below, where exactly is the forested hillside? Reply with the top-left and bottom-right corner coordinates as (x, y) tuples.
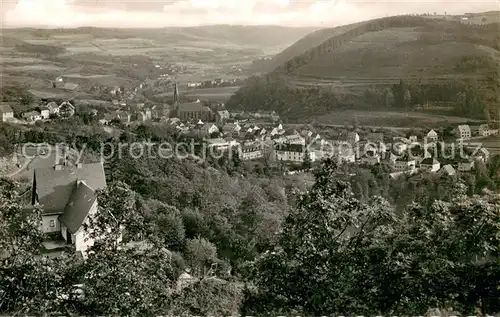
(228, 15), (500, 121)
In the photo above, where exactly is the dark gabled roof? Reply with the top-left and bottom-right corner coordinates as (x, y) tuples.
(59, 181), (97, 234)
(178, 102), (208, 112)
(34, 163), (106, 214)
(420, 157), (439, 165)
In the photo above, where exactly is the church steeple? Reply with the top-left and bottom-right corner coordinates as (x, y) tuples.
(173, 82), (179, 104)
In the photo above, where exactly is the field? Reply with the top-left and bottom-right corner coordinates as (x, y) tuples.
(0, 26), (316, 93)
(312, 110), (482, 128)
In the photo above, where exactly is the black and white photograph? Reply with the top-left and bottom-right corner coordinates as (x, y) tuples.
(0, 0), (499, 316)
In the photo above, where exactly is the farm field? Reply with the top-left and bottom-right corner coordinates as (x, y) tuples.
(0, 26), (316, 91)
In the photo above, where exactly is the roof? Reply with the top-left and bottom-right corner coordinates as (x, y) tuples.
(441, 164), (456, 175)
(420, 157), (440, 165)
(23, 111), (41, 117)
(458, 125), (470, 132)
(275, 143), (305, 152)
(177, 102), (206, 112)
(427, 129), (438, 136)
(0, 103), (13, 114)
(34, 162), (106, 214)
(59, 181), (97, 234)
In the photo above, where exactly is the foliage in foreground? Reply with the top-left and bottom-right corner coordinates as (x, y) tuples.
(244, 159), (500, 316)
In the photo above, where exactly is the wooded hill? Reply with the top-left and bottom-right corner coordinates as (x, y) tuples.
(228, 14), (500, 121)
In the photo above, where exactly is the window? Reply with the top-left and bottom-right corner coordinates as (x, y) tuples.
(49, 220), (55, 227)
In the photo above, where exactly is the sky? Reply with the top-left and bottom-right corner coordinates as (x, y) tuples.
(1, 0), (498, 28)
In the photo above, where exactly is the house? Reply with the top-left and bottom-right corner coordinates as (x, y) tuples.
(419, 157), (440, 172)
(275, 144), (315, 163)
(40, 106), (50, 119)
(0, 103), (14, 122)
(456, 125), (471, 140)
(222, 122), (241, 135)
(409, 135), (418, 143)
(285, 134), (306, 146)
(425, 129), (438, 143)
(440, 164), (456, 176)
(474, 147), (490, 162)
(476, 124), (498, 137)
(46, 101), (60, 115)
(200, 123), (219, 137)
(393, 156), (416, 172)
(216, 110), (230, 124)
(23, 111), (43, 122)
(457, 159), (474, 172)
(239, 144), (263, 160)
(31, 162), (110, 257)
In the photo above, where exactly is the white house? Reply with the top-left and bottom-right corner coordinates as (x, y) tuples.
(426, 129), (438, 143)
(275, 144), (316, 163)
(40, 107), (50, 119)
(409, 135), (418, 143)
(456, 125), (471, 140)
(32, 162), (109, 258)
(239, 144), (263, 160)
(0, 103), (14, 122)
(476, 124), (498, 137)
(419, 157), (441, 172)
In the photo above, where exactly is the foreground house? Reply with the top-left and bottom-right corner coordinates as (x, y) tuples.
(31, 162), (108, 257)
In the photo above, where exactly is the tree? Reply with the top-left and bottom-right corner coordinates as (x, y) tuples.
(302, 149), (312, 170)
(185, 237), (218, 276)
(244, 160), (500, 316)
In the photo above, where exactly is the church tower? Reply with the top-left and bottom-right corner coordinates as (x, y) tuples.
(173, 82), (179, 104)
